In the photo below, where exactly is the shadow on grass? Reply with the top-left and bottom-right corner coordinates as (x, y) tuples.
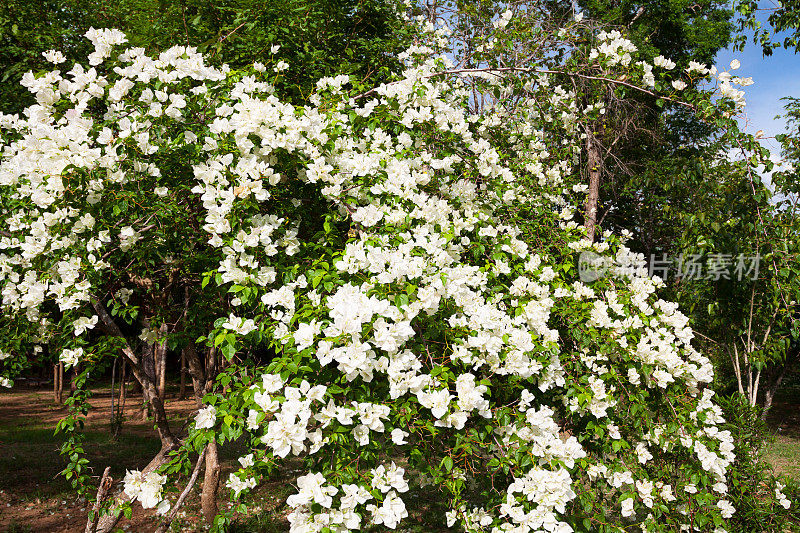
(0, 417), (161, 497)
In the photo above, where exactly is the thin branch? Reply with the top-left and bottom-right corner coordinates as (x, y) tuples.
(354, 66), (697, 111)
(154, 447), (208, 533)
(218, 21), (247, 46)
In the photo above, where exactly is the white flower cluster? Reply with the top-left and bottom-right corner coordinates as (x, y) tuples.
(72, 315), (98, 336)
(590, 30), (638, 66)
(195, 405), (217, 429)
(226, 473), (257, 497)
(286, 463), (410, 531)
(59, 347), (83, 368)
(776, 482), (792, 509)
(0, 27), (754, 531)
(85, 28), (127, 65)
(0, 32), (226, 324)
(190, 45), (743, 530)
(123, 469), (168, 510)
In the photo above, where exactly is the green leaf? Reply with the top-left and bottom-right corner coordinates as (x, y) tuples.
(441, 456), (453, 473)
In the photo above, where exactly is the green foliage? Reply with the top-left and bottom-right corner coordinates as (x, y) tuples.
(0, 0), (410, 113)
(733, 0), (800, 55)
(717, 393), (800, 532)
(55, 365), (93, 495)
(0, 0), (99, 113)
(579, 0), (732, 68)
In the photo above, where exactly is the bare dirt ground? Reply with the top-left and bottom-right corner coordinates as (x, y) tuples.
(0, 384), (205, 532)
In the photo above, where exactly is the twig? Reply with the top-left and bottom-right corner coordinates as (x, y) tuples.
(85, 467), (113, 533)
(218, 21), (247, 46)
(354, 66), (697, 111)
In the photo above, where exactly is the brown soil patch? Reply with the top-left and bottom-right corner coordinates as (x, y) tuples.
(0, 385), (199, 532)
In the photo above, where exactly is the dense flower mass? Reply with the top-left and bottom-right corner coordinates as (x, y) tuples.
(0, 19), (775, 533)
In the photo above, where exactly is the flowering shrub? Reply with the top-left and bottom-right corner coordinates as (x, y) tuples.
(0, 16), (791, 533)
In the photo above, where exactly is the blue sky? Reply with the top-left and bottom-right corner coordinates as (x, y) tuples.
(714, 18), (800, 156)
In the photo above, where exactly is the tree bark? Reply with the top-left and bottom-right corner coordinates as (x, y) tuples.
(110, 358), (117, 436)
(113, 361), (127, 439)
(155, 323), (168, 403)
(206, 346), (217, 391)
(85, 466), (112, 533)
(154, 447), (207, 533)
(179, 348), (187, 400)
(54, 362), (64, 404)
(584, 131), (602, 242)
(140, 341), (155, 421)
(91, 299), (178, 449)
(180, 339), (223, 524)
(184, 343), (205, 406)
(761, 364), (788, 420)
(92, 447), (175, 533)
(89, 299), (181, 533)
(201, 441), (221, 523)
(185, 343), (222, 524)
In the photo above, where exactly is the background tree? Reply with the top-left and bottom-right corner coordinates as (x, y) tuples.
(0, 0), (409, 114)
(733, 0), (800, 55)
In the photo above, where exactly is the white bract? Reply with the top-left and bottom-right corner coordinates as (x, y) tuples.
(0, 16), (769, 533)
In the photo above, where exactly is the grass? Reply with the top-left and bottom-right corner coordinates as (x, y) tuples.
(0, 414), (161, 498)
(763, 377), (800, 481)
(765, 434), (800, 480)
(228, 508), (287, 533)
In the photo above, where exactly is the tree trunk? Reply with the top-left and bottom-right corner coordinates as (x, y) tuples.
(584, 131), (602, 242)
(154, 447), (207, 533)
(140, 342), (155, 420)
(206, 347), (217, 390)
(54, 362), (63, 404)
(201, 441), (221, 523)
(110, 358), (117, 437)
(93, 446), (175, 533)
(84, 466), (112, 533)
(186, 344), (221, 525)
(113, 361), (127, 439)
(155, 323), (168, 403)
(70, 365), (78, 396)
(178, 341), (222, 525)
(91, 299), (178, 449)
(184, 343), (205, 406)
(761, 364), (788, 420)
(179, 347), (187, 400)
(90, 299), (181, 533)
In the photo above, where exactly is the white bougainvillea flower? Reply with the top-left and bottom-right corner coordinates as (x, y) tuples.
(195, 405), (217, 430)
